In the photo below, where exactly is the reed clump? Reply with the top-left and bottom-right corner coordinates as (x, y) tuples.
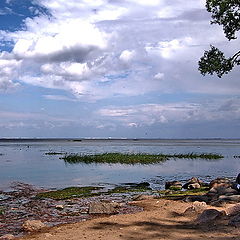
(62, 152), (223, 165)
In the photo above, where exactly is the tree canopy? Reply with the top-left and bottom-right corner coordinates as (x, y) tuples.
(198, 0), (240, 78)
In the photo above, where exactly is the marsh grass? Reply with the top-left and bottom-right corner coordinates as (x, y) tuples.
(62, 152), (223, 165)
(45, 151), (66, 155)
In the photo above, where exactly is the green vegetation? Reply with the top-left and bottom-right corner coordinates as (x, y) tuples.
(0, 207), (4, 215)
(199, 0), (240, 77)
(109, 182), (151, 194)
(45, 151), (66, 155)
(159, 187), (209, 199)
(36, 186), (102, 200)
(62, 152), (223, 165)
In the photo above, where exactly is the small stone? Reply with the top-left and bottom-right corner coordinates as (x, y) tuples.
(183, 206), (197, 217)
(56, 205), (64, 210)
(22, 220), (46, 232)
(192, 201), (207, 212)
(0, 234), (15, 240)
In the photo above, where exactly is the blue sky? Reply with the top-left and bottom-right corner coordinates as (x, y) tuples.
(0, 0), (239, 138)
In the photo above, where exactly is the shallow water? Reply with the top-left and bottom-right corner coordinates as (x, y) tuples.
(0, 139), (240, 190)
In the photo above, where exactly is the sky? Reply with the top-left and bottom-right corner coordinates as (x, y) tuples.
(0, 0), (239, 139)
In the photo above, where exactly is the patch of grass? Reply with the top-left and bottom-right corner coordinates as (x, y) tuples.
(108, 182), (152, 194)
(45, 151), (66, 155)
(158, 187), (209, 199)
(0, 207), (4, 215)
(36, 186), (102, 200)
(62, 152), (223, 165)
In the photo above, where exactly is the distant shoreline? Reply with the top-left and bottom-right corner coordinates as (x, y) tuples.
(0, 138), (240, 142)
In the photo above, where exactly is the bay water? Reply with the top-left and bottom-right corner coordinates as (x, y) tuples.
(0, 139), (240, 190)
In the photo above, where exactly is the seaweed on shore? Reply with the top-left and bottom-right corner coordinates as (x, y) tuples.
(62, 152), (223, 165)
(36, 186), (102, 200)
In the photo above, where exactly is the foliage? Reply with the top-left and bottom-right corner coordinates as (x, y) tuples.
(36, 186), (102, 200)
(199, 0), (240, 77)
(62, 152), (223, 165)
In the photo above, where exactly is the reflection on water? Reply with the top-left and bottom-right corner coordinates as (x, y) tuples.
(0, 139), (240, 190)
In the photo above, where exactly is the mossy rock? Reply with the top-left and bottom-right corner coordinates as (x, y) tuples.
(36, 186), (102, 200)
(108, 183), (152, 194)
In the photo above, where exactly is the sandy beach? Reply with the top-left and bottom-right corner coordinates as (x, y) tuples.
(18, 199), (240, 240)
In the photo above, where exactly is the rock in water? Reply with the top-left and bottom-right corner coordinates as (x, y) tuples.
(183, 177), (202, 189)
(165, 181), (182, 190)
(88, 202), (116, 214)
(22, 220), (46, 232)
(209, 178), (232, 189)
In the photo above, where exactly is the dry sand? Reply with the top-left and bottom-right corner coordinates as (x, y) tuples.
(19, 199), (240, 240)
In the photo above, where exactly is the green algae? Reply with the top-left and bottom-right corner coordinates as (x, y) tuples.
(36, 186), (102, 200)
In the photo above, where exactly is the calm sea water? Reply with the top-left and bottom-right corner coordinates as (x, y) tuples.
(0, 139), (240, 190)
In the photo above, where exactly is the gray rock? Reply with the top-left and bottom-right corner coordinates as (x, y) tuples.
(209, 178), (232, 189)
(229, 214), (240, 227)
(165, 181), (182, 190)
(219, 195), (240, 202)
(88, 202), (116, 214)
(22, 220), (46, 232)
(196, 209), (224, 224)
(225, 204), (240, 216)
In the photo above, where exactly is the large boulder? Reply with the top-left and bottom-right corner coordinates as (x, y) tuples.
(183, 201), (207, 217)
(195, 209), (224, 224)
(183, 177), (203, 190)
(22, 220), (46, 232)
(88, 202), (117, 214)
(165, 181), (182, 190)
(218, 195), (240, 203)
(225, 204), (240, 216)
(209, 178), (232, 189)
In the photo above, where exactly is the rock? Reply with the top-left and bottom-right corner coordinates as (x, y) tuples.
(196, 209), (224, 224)
(225, 204), (240, 216)
(0, 234), (15, 240)
(165, 181), (182, 190)
(229, 214), (240, 227)
(132, 194), (156, 201)
(219, 195), (240, 202)
(188, 183), (201, 190)
(183, 177), (202, 189)
(183, 201), (207, 217)
(210, 200), (227, 207)
(88, 202), (116, 214)
(56, 205), (64, 210)
(192, 201), (207, 212)
(22, 220), (46, 232)
(183, 206), (197, 217)
(209, 178), (232, 189)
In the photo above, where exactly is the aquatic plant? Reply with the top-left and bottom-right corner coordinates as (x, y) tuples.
(45, 151), (66, 155)
(62, 152), (223, 165)
(36, 186), (102, 200)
